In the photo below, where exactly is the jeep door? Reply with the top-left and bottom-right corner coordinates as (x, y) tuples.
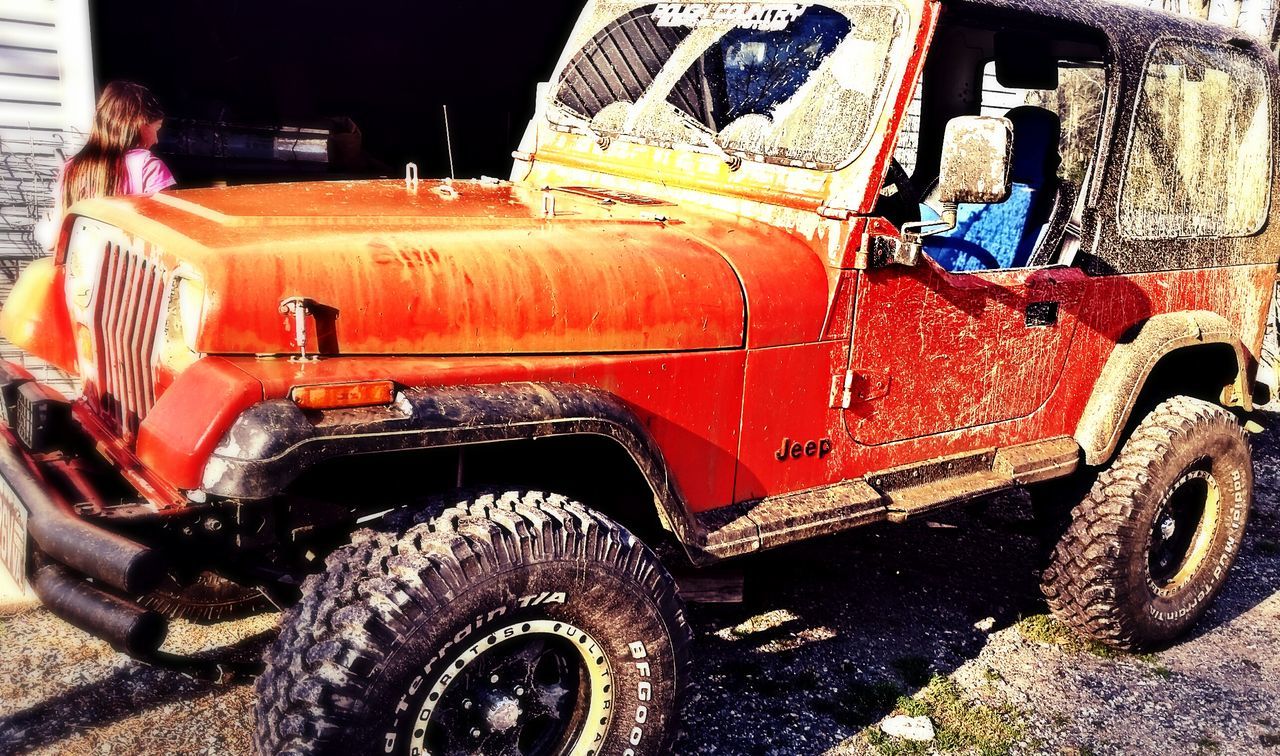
(844, 28), (1105, 446)
(845, 260), (1086, 445)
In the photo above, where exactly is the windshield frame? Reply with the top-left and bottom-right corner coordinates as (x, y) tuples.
(544, 0), (913, 173)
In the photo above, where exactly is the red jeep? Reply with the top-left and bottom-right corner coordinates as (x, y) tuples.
(0, 0), (1275, 753)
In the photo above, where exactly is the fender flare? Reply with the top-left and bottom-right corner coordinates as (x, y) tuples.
(198, 381), (697, 543)
(1074, 311), (1253, 466)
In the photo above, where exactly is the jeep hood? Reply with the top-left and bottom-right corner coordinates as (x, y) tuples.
(78, 180), (752, 356)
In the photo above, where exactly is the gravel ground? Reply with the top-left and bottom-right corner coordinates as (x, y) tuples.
(2, 416), (1278, 755)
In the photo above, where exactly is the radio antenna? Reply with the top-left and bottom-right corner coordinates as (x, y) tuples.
(443, 105), (456, 180)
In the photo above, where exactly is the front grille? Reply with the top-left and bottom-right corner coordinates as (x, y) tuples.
(91, 241), (167, 440)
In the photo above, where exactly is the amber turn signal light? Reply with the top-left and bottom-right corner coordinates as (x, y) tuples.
(290, 380), (395, 410)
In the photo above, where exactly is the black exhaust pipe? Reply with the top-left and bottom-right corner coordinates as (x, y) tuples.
(33, 563), (167, 657)
(0, 440), (163, 594)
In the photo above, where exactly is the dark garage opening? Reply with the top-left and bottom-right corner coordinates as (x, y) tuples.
(89, 0), (582, 186)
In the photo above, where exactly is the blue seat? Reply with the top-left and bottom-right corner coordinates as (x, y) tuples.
(924, 107), (1061, 272)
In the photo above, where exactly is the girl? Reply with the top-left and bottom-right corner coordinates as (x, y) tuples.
(41, 81), (176, 248)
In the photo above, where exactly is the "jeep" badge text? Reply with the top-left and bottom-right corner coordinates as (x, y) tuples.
(775, 437), (833, 461)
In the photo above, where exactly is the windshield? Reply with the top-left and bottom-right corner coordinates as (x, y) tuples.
(550, 1), (908, 169)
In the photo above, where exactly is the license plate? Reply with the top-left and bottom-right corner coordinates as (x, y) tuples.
(0, 474), (29, 596)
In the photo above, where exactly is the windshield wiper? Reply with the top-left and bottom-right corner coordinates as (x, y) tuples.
(670, 108), (744, 171)
(549, 101), (614, 149)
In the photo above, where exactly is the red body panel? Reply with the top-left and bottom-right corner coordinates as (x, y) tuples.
(6, 0), (1275, 527)
(135, 357), (265, 493)
(732, 262), (1274, 501)
(156, 351), (749, 511)
(846, 263), (1087, 444)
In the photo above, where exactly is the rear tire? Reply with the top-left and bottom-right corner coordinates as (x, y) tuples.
(254, 490), (692, 755)
(1042, 396), (1252, 649)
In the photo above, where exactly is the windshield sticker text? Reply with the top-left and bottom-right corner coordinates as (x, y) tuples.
(651, 3), (810, 31)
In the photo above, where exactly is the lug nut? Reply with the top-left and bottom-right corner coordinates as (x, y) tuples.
(514, 686), (525, 696)
(470, 728), (482, 738)
(462, 699), (473, 710)
(489, 674), (500, 684)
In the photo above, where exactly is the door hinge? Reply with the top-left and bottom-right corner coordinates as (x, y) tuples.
(832, 369), (892, 408)
(831, 370), (855, 409)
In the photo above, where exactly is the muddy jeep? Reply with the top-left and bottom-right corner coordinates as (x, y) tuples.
(1, 0), (1276, 753)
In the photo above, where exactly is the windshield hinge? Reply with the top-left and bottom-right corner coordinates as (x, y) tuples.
(817, 205), (853, 221)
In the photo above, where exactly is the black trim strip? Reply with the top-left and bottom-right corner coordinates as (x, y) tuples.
(200, 382), (697, 545)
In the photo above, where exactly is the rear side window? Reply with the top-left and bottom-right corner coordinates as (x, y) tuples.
(1120, 41), (1272, 239)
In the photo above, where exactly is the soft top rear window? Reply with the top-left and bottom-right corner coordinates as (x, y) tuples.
(1120, 40), (1272, 240)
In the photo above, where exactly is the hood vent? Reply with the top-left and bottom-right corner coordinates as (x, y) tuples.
(553, 186), (672, 206)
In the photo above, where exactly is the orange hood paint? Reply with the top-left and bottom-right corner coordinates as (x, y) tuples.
(76, 180), (762, 356)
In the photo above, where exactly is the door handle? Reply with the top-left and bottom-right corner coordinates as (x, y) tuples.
(1025, 301), (1059, 327)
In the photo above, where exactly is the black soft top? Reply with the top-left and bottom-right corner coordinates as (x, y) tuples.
(945, 0), (1266, 60)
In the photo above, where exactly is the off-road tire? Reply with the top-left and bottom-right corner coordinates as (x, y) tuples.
(140, 571), (271, 623)
(254, 490), (692, 756)
(1042, 396), (1251, 649)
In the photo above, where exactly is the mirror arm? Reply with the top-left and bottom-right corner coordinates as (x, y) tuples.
(901, 201), (958, 241)
(889, 202), (957, 267)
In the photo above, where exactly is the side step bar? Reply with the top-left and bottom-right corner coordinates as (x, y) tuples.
(872, 437), (1080, 522)
(699, 479), (887, 559)
(695, 437), (1080, 560)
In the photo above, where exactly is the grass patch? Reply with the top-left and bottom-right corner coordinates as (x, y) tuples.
(863, 675), (1026, 755)
(1016, 615), (1171, 677)
(1143, 656), (1173, 679)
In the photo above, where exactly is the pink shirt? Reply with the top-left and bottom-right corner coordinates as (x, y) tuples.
(55, 148), (176, 208)
(120, 148), (176, 195)
(42, 149), (176, 251)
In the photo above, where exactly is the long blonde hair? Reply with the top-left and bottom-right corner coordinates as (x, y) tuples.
(61, 81), (164, 209)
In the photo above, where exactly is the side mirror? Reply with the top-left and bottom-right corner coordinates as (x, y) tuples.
(937, 115), (1013, 205)
(890, 115), (1013, 267)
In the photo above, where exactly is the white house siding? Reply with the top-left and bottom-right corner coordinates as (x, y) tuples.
(0, 0), (90, 395)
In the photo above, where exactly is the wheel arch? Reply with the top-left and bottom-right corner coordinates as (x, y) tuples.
(1075, 311), (1254, 466)
(200, 382), (699, 546)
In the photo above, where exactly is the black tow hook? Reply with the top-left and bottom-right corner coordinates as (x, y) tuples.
(0, 440), (163, 595)
(32, 562), (264, 683)
(33, 563), (166, 657)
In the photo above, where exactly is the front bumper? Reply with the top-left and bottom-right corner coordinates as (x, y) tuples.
(0, 360), (166, 654)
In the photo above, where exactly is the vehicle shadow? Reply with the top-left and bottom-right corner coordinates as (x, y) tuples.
(3, 425), (1277, 756)
(678, 496), (1048, 755)
(0, 629), (273, 754)
(679, 414), (1280, 755)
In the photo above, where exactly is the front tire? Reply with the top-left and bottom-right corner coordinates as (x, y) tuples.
(1042, 396), (1252, 649)
(255, 491), (692, 755)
